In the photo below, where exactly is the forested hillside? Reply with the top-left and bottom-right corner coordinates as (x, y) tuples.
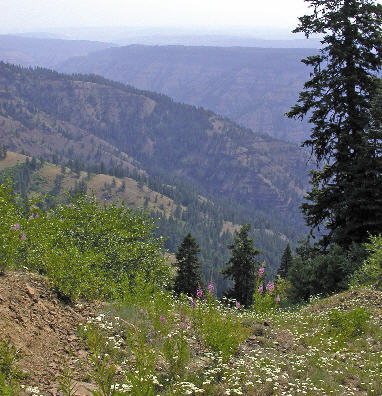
(58, 45), (317, 142)
(0, 62), (309, 218)
(0, 151), (292, 294)
(0, 62), (310, 293)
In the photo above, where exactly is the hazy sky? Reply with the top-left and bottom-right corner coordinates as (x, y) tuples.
(0, 0), (311, 34)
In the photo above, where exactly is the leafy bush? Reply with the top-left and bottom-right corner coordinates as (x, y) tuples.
(328, 308), (371, 343)
(350, 235), (382, 289)
(0, 181), (170, 301)
(21, 194), (169, 301)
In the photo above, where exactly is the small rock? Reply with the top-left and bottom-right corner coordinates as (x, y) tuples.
(26, 284), (37, 300)
(77, 350), (88, 359)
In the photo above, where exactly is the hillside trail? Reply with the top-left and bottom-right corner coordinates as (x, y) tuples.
(0, 271), (103, 395)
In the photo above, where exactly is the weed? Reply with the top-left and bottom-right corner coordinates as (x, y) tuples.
(57, 360), (78, 396)
(328, 307), (371, 342)
(0, 340), (24, 396)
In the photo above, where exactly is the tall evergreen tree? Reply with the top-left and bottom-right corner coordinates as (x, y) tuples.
(278, 243), (293, 279)
(173, 233), (203, 296)
(222, 224), (261, 307)
(287, 0), (382, 248)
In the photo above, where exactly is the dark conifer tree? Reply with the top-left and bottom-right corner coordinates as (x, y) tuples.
(287, 0), (382, 248)
(278, 243), (293, 279)
(0, 145), (6, 160)
(222, 224), (260, 307)
(173, 233), (203, 296)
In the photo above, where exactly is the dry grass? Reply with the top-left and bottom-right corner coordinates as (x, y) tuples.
(0, 151), (28, 170)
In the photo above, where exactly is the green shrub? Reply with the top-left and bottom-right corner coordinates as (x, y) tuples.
(0, 180), (170, 301)
(350, 235), (382, 289)
(0, 182), (22, 273)
(328, 308), (371, 343)
(22, 194), (169, 301)
(0, 340), (24, 395)
(193, 300), (250, 360)
(288, 242), (367, 301)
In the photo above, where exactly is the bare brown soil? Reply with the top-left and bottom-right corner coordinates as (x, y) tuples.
(0, 271), (103, 395)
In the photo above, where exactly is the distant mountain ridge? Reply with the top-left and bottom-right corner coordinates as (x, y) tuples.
(0, 61), (311, 291)
(0, 35), (115, 68)
(58, 45), (317, 143)
(0, 61), (309, 222)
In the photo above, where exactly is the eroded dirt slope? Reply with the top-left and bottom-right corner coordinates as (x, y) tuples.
(0, 271), (102, 395)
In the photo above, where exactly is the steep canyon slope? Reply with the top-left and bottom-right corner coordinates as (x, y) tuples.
(58, 45), (317, 143)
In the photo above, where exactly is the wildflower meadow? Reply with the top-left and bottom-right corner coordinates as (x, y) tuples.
(0, 180), (381, 395)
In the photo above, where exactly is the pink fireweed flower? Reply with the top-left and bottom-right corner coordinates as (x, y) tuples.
(35, 213), (39, 219)
(196, 287), (203, 298)
(258, 267), (265, 276)
(276, 295), (281, 303)
(208, 282), (214, 293)
(20, 233), (26, 241)
(191, 300), (197, 308)
(235, 301), (241, 308)
(266, 282), (275, 294)
(11, 223), (20, 231)
(258, 284), (264, 294)
(160, 315), (166, 323)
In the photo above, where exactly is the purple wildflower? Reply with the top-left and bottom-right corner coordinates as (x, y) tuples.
(35, 213), (39, 219)
(235, 301), (241, 308)
(258, 284), (264, 294)
(266, 282), (275, 294)
(160, 315), (166, 323)
(208, 282), (214, 293)
(196, 287), (203, 298)
(20, 233), (26, 241)
(191, 300), (197, 308)
(11, 223), (20, 231)
(258, 267), (265, 276)
(276, 295), (281, 303)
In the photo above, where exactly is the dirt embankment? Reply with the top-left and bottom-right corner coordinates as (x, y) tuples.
(0, 271), (103, 395)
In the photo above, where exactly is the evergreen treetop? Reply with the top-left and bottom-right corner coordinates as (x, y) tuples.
(287, 0), (382, 248)
(173, 233), (203, 297)
(222, 224), (261, 307)
(278, 243), (293, 279)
